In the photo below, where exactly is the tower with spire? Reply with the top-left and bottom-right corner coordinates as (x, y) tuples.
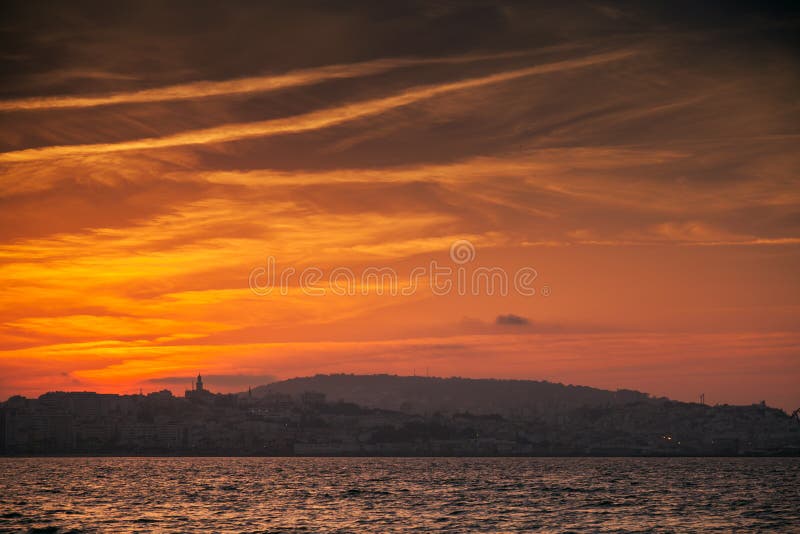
(185, 373), (213, 401)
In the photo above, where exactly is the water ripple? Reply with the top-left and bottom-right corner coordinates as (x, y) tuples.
(0, 457), (798, 532)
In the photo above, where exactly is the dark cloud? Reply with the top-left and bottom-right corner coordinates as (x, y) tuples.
(2, 0), (797, 100)
(146, 374), (276, 388)
(496, 314), (530, 326)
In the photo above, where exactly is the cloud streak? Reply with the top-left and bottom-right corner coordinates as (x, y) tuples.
(0, 50), (561, 112)
(0, 50), (638, 162)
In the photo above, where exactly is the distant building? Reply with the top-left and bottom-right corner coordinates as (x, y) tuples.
(185, 374), (214, 402)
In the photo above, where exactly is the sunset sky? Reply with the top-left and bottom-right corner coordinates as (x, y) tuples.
(1, 1), (799, 409)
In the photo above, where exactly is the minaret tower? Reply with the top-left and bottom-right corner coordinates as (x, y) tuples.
(196, 373), (204, 391)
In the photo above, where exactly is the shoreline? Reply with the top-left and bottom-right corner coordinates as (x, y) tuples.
(3, 453), (799, 458)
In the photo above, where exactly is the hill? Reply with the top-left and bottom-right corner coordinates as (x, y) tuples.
(251, 374), (651, 417)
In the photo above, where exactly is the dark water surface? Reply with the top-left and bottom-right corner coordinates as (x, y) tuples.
(0, 457), (798, 532)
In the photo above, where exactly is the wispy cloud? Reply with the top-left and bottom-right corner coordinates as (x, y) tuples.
(0, 50), (638, 162)
(0, 49), (552, 112)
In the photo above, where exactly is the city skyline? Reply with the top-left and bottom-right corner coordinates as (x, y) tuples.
(4, 373), (798, 457)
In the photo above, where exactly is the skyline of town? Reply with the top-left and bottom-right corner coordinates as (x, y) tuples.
(4, 373), (798, 457)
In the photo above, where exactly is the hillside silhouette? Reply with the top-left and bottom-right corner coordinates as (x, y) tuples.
(4, 373), (799, 456)
(252, 374), (651, 416)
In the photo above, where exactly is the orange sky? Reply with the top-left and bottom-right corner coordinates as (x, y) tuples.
(1, 2), (799, 409)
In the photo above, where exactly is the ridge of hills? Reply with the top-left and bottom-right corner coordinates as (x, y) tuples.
(251, 374), (653, 416)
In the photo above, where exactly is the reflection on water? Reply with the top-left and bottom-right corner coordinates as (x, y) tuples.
(1, 457), (798, 532)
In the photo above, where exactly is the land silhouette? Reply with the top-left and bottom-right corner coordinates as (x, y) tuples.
(2, 374), (798, 456)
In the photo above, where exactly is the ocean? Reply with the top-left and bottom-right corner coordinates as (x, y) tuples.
(1, 457), (798, 532)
